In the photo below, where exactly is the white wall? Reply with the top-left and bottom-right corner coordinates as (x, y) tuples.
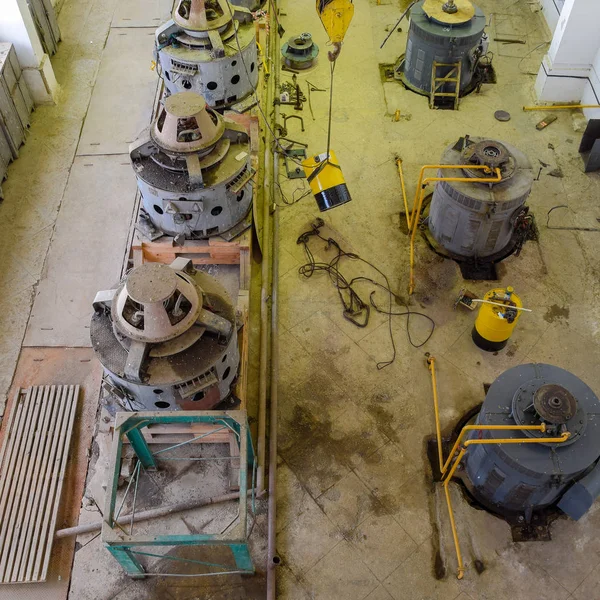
(583, 47), (600, 121)
(540, 0), (562, 33)
(0, 0), (59, 104)
(0, 0), (44, 68)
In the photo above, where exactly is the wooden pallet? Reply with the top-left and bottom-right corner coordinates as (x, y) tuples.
(0, 385), (79, 584)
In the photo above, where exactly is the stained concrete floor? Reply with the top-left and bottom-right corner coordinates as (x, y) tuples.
(1, 0), (600, 598)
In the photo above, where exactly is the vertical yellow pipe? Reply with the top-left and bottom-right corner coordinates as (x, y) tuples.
(427, 357), (444, 472)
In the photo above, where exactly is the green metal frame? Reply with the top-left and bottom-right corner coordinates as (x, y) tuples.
(102, 410), (255, 578)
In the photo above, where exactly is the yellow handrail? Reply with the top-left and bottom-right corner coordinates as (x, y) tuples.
(396, 158), (410, 230)
(407, 166), (502, 295)
(523, 104), (600, 111)
(427, 356), (571, 580)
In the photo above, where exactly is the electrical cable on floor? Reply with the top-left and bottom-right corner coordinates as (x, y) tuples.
(546, 204), (600, 232)
(296, 219), (435, 369)
(518, 41), (549, 75)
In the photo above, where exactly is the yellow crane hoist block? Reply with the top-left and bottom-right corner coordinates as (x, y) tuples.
(316, 0), (355, 61)
(303, 150), (352, 212)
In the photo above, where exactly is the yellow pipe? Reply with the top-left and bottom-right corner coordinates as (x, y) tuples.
(257, 41), (269, 75)
(395, 158), (410, 230)
(441, 423), (546, 476)
(443, 478), (464, 579)
(408, 167), (502, 295)
(427, 357), (444, 473)
(442, 428), (570, 579)
(523, 104), (600, 111)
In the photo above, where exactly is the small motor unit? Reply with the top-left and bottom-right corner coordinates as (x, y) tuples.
(155, 0), (259, 109)
(462, 364), (600, 527)
(281, 33), (319, 70)
(129, 91), (253, 239)
(90, 259), (239, 411)
(427, 136), (534, 278)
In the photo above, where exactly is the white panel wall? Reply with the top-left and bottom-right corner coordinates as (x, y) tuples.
(540, 0), (562, 33)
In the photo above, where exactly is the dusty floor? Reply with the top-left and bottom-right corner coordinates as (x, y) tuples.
(1, 0), (600, 598)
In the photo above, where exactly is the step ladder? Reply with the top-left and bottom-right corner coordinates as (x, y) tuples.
(430, 61), (462, 110)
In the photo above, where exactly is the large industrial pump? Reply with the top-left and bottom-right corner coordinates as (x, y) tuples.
(459, 364), (600, 536)
(396, 0), (489, 100)
(90, 258), (240, 411)
(155, 0), (259, 109)
(426, 136), (534, 278)
(129, 91), (253, 239)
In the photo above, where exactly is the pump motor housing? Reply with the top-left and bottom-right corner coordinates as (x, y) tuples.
(399, 0), (487, 97)
(426, 136), (534, 278)
(462, 364), (600, 525)
(90, 258), (240, 411)
(130, 91), (253, 239)
(156, 0), (259, 109)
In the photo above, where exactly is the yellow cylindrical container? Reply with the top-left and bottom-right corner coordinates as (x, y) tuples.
(302, 150), (352, 212)
(472, 286), (523, 351)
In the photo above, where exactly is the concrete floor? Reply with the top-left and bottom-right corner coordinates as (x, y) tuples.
(1, 0), (600, 598)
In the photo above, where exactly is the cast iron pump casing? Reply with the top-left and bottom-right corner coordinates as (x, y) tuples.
(90, 258), (240, 411)
(155, 0), (259, 109)
(129, 91), (254, 239)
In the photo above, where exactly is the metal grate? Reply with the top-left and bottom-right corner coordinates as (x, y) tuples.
(0, 385), (79, 583)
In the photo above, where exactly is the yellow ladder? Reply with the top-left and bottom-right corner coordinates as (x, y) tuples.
(430, 61), (462, 110)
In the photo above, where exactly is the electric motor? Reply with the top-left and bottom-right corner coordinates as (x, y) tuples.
(90, 258), (240, 411)
(428, 136), (533, 261)
(155, 0), (259, 109)
(401, 0), (487, 96)
(281, 33), (319, 70)
(129, 91), (253, 239)
(464, 364), (600, 518)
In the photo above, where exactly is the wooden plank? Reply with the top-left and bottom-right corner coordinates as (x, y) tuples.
(17, 386), (64, 583)
(28, 386), (71, 582)
(22, 386), (67, 583)
(0, 389), (21, 490)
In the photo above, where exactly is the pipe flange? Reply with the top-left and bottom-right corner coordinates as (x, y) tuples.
(534, 384), (577, 425)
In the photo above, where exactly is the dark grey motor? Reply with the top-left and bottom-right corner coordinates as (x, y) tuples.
(401, 0), (487, 96)
(426, 136), (534, 278)
(464, 364), (600, 523)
